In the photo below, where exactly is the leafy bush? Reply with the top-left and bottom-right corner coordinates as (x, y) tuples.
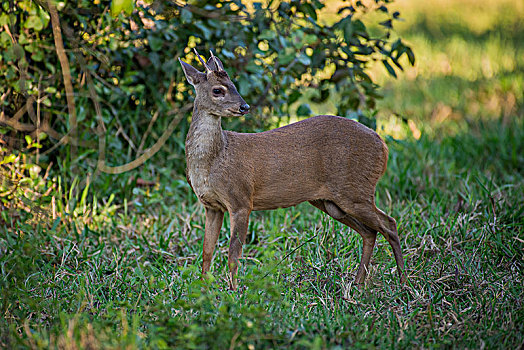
(1, 0), (413, 196)
(0, 136), (53, 226)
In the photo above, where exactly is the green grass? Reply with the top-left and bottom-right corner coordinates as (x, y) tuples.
(1, 0), (524, 348)
(2, 117), (522, 348)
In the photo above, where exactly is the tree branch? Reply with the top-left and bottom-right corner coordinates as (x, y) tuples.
(98, 105), (190, 174)
(47, 0), (78, 159)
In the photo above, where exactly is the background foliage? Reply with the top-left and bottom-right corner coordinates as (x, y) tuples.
(1, 0), (523, 348)
(1, 0), (412, 184)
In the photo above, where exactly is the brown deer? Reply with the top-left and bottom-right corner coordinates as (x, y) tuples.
(179, 49), (406, 290)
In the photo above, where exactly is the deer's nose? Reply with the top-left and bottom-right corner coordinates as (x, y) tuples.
(239, 103), (250, 114)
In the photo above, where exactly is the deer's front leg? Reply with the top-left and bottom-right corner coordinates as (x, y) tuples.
(202, 208), (224, 276)
(227, 208), (251, 291)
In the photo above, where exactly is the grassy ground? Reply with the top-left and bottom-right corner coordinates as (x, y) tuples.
(1, 0), (523, 348)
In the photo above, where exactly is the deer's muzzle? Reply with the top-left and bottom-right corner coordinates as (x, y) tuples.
(239, 103), (250, 115)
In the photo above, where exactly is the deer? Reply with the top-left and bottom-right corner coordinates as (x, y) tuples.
(179, 49), (406, 291)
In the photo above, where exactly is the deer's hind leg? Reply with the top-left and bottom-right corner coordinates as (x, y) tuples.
(334, 198), (406, 283)
(309, 200), (378, 285)
(373, 208), (406, 283)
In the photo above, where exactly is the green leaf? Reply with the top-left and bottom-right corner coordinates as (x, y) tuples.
(382, 59), (397, 78)
(221, 49), (235, 59)
(180, 8), (192, 23)
(303, 34), (317, 45)
(25, 15), (43, 31)
(18, 33), (29, 45)
(311, 88), (330, 103)
(288, 90), (301, 105)
(278, 47), (295, 65)
(379, 19), (392, 29)
(406, 47), (415, 65)
(12, 44), (24, 59)
(148, 35), (163, 51)
(292, 30), (304, 48)
(23, 43), (34, 53)
(194, 22), (212, 40)
(238, 78), (250, 96)
(342, 17), (354, 43)
(297, 54), (311, 66)
(258, 29), (276, 40)
(296, 103), (312, 116)
(246, 60), (261, 73)
(301, 3), (317, 21)
(0, 13), (10, 26)
(38, 8), (50, 28)
(0, 154), (17, 165)
(0, 32), (10, 47)
(390, 56), (404, 71)
(31, 49), (44, 62)
(353, 19), (368, 38)
(109, 37), (118, 51)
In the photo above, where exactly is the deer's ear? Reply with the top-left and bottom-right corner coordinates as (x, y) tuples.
(179, 58), (206, 86)
(208, 55), (224, 72)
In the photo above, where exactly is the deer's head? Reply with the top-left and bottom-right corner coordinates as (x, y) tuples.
(179, 49), (250, 118)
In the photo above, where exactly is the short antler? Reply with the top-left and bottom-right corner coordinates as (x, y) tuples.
(193, 48), (212, 73)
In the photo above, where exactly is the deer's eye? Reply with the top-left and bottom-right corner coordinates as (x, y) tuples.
(212, 88), (224, 96)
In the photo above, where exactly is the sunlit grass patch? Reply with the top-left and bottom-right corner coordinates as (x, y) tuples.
(371, 0), (524, 137)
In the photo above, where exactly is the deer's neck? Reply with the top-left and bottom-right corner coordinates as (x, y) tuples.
(185, 105), (225, 170)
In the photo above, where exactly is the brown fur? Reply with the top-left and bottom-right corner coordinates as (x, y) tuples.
(179, 53), (406, 290)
